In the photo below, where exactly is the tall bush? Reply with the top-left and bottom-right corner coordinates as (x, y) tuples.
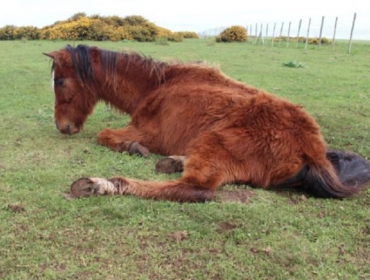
(0, 13), (196, 42)
(0, 25), (17, 40)
(157, 27), (183, 42)
(216, 26), (248, 42)
(176, 31), (199, 39)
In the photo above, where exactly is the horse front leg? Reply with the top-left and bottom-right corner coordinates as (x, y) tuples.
(97, 126), (150, 157)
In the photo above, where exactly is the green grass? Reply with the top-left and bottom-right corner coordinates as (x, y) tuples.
(1, 39), (370, 280)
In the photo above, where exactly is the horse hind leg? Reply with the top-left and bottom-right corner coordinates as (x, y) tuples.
(70, 136), (230, 202)
(70, 155), (225, 202)
(155, 156), (186, 174)
(70, 176), (216, 202)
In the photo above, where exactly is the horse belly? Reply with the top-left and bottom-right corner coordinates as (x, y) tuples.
(142, 89), (238, 155)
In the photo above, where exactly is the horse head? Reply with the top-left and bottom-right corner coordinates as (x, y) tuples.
(44, 45), (99, 135)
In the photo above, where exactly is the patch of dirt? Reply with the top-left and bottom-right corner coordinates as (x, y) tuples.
(217, 189), (255, 203)
(289, 194), (307, 204)
(172, 230), (188, 242)
(63, 192), (76, 201)
(250, 246), (273, 256)
(362, 220), (370, 235)
(7, 203), (26, 213)
(218, 221), (238, 232)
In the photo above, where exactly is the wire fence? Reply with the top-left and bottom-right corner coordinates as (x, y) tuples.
(198, 13), (369, 53)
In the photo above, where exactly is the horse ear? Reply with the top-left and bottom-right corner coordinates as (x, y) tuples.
(43, 52), (57, 60)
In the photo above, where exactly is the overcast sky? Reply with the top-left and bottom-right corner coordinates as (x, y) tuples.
(0, 0), (368, 39)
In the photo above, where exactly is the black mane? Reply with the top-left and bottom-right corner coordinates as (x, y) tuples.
(66, 44), (94, 82)
(62, 44), (168, 84)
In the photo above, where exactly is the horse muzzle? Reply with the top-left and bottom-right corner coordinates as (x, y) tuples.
(55, 121), (80, 135)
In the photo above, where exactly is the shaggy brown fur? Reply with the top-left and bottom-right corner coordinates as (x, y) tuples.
(44, 45), (370, 202)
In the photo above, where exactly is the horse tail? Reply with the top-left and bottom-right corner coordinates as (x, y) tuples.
(304, 150), (370, 198)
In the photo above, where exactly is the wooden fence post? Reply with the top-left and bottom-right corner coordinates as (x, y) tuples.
(255, 23), (258, 43)
(279, 22), (284, 46)
(319, 16), (325, 50)
(296, 19), (302, 48)
(287, 21), (291, 47)
(305, 18), (311, 50)
(348, 13), (356, 54)
(272, 22), (276, 46)
(261, 24), (264, 44)
(256, 24), (264, 45)
(332, 17), (338, 49)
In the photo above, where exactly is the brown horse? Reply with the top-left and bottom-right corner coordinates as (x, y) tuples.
(44, 44), (370, 202)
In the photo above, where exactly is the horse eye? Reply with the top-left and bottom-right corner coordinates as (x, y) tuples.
(54, 78), (64, 87)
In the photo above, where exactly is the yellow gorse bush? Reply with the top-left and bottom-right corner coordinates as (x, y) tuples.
(216, 26), (248, 42)
(0, 25), (40, 40)
(0, 13), (200, 42)
(272, 36), (332, 45)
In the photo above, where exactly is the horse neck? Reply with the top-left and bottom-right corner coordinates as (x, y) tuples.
(95, 52), (167, 115)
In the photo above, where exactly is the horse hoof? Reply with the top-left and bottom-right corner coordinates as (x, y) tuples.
(128, 142), (150, 157)
(155, 157), (184, 174)
(70, 178), (100, 198)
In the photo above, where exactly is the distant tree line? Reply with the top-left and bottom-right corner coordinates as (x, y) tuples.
(0, 13), (199, 42)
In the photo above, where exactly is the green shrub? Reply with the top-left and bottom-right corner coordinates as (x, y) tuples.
(283, 61), (305, 68)
(216, 26), (248, 42)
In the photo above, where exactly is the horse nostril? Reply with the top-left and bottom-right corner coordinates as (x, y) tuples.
(66, 124), (71, 135)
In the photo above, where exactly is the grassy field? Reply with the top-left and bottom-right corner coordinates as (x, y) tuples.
(1, 39), (370, 280)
